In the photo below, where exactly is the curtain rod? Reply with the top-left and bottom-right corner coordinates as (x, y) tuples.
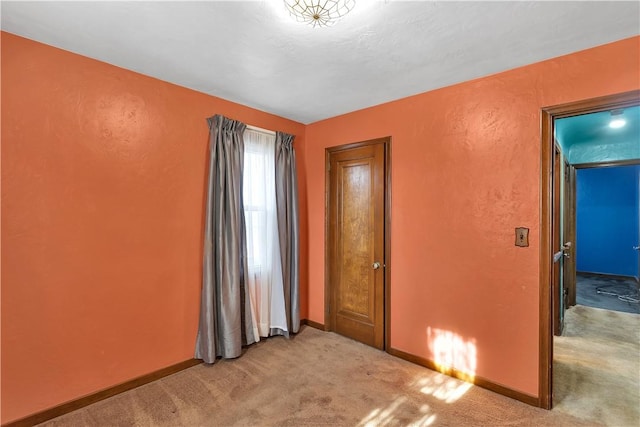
(246, 124), (276, 136)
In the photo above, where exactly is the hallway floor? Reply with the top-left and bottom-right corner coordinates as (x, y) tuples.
(554, 305), (640, 426)
(576, 273), (639, 314)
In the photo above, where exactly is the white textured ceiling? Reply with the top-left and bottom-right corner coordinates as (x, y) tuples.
(2, 1), (639, 124)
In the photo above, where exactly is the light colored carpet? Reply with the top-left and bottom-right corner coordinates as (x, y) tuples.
(41, 327), (604, 427)
(554, 304), (640, 427)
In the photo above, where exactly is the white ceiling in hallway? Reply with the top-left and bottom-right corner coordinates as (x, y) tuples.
(2, 1), (639, 124)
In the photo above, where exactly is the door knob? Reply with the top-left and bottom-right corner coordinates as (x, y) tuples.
(634, 246), (640, 250)
(372, 262), (381, 270)
(564, 253), (570, 258)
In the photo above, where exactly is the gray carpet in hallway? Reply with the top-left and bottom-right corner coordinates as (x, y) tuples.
(554, 305), (640, 427)
(576, 273), (639, 314)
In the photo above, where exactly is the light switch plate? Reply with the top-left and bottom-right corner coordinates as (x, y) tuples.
(515, 227), (529, 247)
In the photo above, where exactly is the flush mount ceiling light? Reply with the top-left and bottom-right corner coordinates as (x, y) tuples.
(609, 109), (626, 129)
(284, 0), (356, 28)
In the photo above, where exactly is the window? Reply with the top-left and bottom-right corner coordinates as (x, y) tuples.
(242, 128), (287, 337)
(243, 129), (277, 273)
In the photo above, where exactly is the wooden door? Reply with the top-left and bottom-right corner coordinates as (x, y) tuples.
(326, 139), (387, 349)
(552, 145), (565, 336)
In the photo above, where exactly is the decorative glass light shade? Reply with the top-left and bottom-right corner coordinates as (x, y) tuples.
(284, 0), (356, 28)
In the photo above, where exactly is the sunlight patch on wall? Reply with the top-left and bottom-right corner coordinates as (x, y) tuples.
(426, 327), (477, 382)
(357, 397), (436, 427)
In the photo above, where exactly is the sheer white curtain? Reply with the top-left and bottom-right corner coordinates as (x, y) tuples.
(243, 129), (288, 339)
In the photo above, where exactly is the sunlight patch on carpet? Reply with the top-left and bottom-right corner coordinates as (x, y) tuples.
(357, 397), (436, 427)
(412, 375), (473, 404)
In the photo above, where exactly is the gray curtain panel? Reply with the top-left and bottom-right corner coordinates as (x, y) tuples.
(195, 115), (256, 364)
(274, 132), (301, 335)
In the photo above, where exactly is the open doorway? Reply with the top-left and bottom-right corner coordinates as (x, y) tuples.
(555, 107), (640, 316)
(539, 90), (640, 410)
(572, 163), (640, 314)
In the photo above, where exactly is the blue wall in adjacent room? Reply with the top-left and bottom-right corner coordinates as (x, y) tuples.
(576, 165), (640, 277)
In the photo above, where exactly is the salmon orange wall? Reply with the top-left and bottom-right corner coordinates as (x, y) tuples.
(305, 36), (640, 397)
(1, 32), (307, 423)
